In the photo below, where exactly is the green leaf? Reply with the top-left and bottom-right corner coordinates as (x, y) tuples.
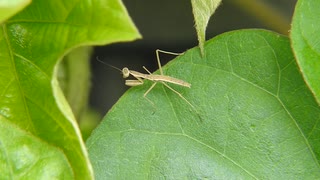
(87, 30), (320, 179)
(58, 46), (101, 141)
(58, 46), (93, 121)
(0, 0), (30, 23)
(191, 0), (221, 56)
(0, 0), (140, 179)
(291, 0), (320, 105)
(0, 119), (73, 179)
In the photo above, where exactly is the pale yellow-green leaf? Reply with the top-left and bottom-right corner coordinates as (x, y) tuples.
(0, 0), (30, 23)
(191, 0), (222, 56)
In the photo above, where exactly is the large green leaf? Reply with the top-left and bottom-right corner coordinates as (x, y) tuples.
(291, 0), (320, 105)
(87, 30), (320, 179)
(0, 0), (140, 179)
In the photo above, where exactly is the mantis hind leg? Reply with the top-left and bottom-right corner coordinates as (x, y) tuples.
(160, 82), (195, 109)
(161, 82), (202, 122)
(155, 49), (184, 75)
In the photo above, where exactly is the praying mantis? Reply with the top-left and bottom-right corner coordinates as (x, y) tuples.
(97, 49), (198, 114)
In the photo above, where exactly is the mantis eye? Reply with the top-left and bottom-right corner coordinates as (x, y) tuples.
(122, 68), (130, 78)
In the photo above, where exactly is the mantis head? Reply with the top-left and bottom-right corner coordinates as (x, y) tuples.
(122, 68), (130, 78)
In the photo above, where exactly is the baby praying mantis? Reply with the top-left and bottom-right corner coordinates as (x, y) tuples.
(97, 49), (197, 112)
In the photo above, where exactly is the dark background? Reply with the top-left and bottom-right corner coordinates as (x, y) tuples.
(90, 0), (297, 116)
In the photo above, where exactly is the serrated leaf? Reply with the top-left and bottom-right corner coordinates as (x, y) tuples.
(0, 0), (30, 23)
(0, 0), (141, 179)
(191, 0), (221, 56)
(291, 0), (320, 105)
(87, 30), (320, 179)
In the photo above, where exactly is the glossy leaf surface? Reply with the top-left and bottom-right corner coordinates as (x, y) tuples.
(0, 0), (140, 179)
(291, 0), (320, 104)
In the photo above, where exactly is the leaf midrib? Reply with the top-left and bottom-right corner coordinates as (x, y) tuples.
(1, 24), (35, 132)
